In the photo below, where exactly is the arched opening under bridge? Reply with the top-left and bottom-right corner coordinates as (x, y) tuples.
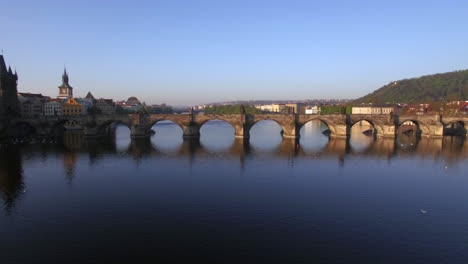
(397, 120), (422, 137)
(199, 119), (235, 152)
(150, 120), (183, 151)
(249, 120), (284, 151)
(50, 120), (81, 137)
(349, 120), (375, 152)
(299, 120), (331, 152)
(97, 121), (132, 152)
(10, 122), (37, 139)
(444, 121), (466, 136)
(114, 124), (131, 152)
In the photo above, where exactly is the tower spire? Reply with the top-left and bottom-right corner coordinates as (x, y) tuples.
(58, 66), (73, 99)
(0, 55), (6, 73)
(62, 66), (69, 85)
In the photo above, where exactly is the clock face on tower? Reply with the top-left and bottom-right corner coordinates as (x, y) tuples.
(61, 88), (66, 94)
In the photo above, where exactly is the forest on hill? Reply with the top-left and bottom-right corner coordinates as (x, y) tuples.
(354, 70), (468, 104)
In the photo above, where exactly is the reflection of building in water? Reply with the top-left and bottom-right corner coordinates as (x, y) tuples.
(64, 120), (83, 131)
(0, 146), (24, 213)
(63, 131), (86, 151)
(63, 151), (77, 182)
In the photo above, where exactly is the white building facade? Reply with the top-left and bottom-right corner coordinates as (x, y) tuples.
(305, 105), (321, 114)
(44, 100), (62, 116)
(352, 106), (394, 115)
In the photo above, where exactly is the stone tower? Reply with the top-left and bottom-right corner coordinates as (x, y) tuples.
(58, 68), (73, 99)
(0, 55), (20, 117)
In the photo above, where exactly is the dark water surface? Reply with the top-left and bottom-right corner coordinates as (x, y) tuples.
(1, 120), (468, 263)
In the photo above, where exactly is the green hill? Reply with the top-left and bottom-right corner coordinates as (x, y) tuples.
(355, 70), (468, 104)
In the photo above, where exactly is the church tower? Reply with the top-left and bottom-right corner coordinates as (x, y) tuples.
(58, 68), (73, 99)
(0, 55), (20, 117)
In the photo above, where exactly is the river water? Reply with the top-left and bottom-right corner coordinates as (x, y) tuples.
(1, 120), (468, 263)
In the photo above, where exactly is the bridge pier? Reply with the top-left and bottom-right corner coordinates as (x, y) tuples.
(378, 125), (396, 138)
(282, 131), (299, 139)
(182, 124), (200, 139)
(423, 122), (444, 138)
(329, 124), (349, 138)
(427, 115), (444, 138)
(234, 124), (250, 139)
(281, 124), (300, 139)
(83, 126), (100, 137)
(130, 125), (152, 139)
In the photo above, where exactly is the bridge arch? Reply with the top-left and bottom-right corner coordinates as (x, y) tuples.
(97, 120), (132, 135)
(397, 119), (430, 137)
(249, 118), (288, 137)
(149, 119), (184, 133)
(348, 120), (377, 153)
(197, 117), (237, 131)
(349, 119), (383, 138)
(298, 118), (337, 136)
(297, 119), (333, 153)
(10, 121), (38, 138)
(198, 119), (235, 137)
(443, 120), (466, 136)
(199, 119), (236, 151)
(49, 119), (83, 136)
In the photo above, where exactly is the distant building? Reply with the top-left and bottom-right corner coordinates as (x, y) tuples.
(255, 104), (286, 113)
(285, 103), (305, 114)
(76, 98), (94, 115)
(0, 55), (20, 117)
(194, 104), (207, 111)
(116, 96), (142, 112)
(85, 91), (95, 100)
(352, 106), (372, 115)
(126, 96), (141, 106)
(255, 104), (273, 112)
(62, 97), (82, 116)
(95, 98), (116, 115)
(352, 106), (394, 115)
(17, 93), (48, 117)
(57, 68), (73, 99)
(44, 98), (63, 116)
(382, 107), (394, 114)
(305, 105), (321, 114)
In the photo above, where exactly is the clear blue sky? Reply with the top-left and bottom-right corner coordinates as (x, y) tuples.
(2, 0), (468, 105)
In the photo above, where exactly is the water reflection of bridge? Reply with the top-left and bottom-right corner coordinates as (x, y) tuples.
(40, 132), (468, 164)
(1, 134), (468, 213)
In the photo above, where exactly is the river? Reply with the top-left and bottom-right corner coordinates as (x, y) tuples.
(1, 120), (467, 263)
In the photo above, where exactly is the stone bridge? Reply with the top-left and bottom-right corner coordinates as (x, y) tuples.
(1, 112), (467, 139)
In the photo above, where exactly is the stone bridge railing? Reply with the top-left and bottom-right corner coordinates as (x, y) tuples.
(1, 112), (467, 139)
